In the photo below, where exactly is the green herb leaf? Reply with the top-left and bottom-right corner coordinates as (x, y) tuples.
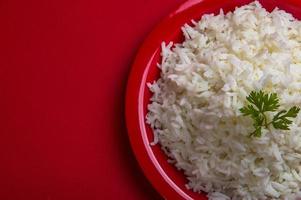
(239, 105), (259, 117)
(240, 91), (300, 137)
(249, 126), (262, 137)
(272, 106), (300, 130)
(245, 90), (280, 112)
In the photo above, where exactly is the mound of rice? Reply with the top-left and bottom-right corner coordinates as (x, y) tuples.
(146, 1), (301, 199)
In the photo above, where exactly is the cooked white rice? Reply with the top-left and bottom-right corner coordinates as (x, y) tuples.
(146, 1), (301, 199)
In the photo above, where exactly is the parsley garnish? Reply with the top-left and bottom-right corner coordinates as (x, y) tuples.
(239, 90), (300, 137)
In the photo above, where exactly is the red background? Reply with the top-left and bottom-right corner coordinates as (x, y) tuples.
(0, 0), (184, 199)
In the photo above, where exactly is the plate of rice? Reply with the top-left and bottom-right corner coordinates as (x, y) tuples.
(125, 0), (301, 199)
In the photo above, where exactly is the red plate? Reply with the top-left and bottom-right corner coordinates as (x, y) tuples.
(125, 0), (301, 199)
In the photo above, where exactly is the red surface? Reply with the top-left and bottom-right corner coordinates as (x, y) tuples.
(126, 0), (301, 200)
(0, 0), (187, 199)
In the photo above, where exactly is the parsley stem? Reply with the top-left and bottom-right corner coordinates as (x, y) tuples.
(266, 121), (273, 127)
(263, 113), (268, 128)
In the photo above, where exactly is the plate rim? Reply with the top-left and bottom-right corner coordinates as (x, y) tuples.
(124, 0), (301, 199)
(125, 0), (220, 199)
